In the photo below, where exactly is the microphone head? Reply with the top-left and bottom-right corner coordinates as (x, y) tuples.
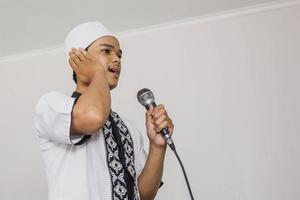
(137, 88), (155, 108)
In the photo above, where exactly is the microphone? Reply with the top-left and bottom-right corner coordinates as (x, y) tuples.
(137, 88), (194, 199)
(137, 88), (176, 151)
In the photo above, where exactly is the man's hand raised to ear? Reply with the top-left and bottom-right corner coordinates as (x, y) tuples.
(69, 48), (105, 85)
(68, 48), (111, 135)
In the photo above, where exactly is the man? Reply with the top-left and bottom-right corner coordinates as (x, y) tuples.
(34, 21), (174, 200)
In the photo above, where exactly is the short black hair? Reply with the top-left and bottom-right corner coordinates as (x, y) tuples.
(72, 70), (77, 83)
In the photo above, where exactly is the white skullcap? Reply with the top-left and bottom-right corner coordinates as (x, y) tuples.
(65, 21), (114, 57)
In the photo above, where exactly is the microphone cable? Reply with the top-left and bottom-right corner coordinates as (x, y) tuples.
(169, 142), (195, 200)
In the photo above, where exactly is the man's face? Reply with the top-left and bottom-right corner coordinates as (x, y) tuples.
(87, 36), (122, 90)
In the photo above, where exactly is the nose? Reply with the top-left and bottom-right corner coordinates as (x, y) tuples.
(112, 53), (121, 64)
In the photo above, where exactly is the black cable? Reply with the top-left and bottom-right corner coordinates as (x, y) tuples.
(169, 144), (195, 200)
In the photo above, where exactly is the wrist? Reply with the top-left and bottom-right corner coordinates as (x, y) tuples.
(91, 69), (105, 78)
(149, 143), (167, 153)
(89, 69), (107, 83)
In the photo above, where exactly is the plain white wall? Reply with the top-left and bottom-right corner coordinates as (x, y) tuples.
(0, 2), (299, 199)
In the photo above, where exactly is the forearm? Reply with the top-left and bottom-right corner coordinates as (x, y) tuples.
(138, 144), (166, 200)
(74, 70), (111, 124)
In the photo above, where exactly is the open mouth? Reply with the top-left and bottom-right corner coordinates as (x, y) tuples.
(108, 67), (120, 76)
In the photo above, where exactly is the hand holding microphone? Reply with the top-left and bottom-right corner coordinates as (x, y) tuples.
(137, 88), (176, 151)
(138, 88), (194, 199)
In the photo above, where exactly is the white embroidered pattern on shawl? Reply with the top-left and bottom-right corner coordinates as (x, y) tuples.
(103, 111), (139, 200)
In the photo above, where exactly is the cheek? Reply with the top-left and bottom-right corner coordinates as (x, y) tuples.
(97, 57), (109, 69)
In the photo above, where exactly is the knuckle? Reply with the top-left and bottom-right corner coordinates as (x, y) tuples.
(155, 120), (160, 126)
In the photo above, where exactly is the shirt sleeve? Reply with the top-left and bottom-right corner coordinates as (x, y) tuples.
(136, 133), (148, 177)
(33, 91), (86, 145)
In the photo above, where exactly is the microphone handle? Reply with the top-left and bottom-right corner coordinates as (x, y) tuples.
(147, 102), (176, 151)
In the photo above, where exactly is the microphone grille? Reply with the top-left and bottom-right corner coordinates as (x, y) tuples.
(137, 88), (155, 107)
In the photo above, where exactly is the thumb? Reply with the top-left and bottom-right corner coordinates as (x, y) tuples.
(146, 106), (154, 121)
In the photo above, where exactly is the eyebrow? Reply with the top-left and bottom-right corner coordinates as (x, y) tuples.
(99, 44), (123, 55)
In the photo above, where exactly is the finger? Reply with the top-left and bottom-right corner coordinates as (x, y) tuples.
(152, 104), (165, 114)
(71, 48), (79, 56)
(146, 106), (154, 121)
(154, 114), (167, 126)
(74, 49), (85, 61)
(152, 107), (167, 119)
(79, 48), (89, 59)
(68, 51), (72, 60)
(70, 51), (81, 65)
(68, 58), (77, 71)
(157, 104), (164, 108)
(80, 48), (94, 60)
(156, 120), (168, 132)
(69, 50), (75, 59)
(157, 118), (173, 133)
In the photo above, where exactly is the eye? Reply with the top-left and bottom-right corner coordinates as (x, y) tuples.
(101, 49), (111, 54)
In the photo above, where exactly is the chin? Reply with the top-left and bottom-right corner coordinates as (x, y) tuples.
(109, 83), (118, 90)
